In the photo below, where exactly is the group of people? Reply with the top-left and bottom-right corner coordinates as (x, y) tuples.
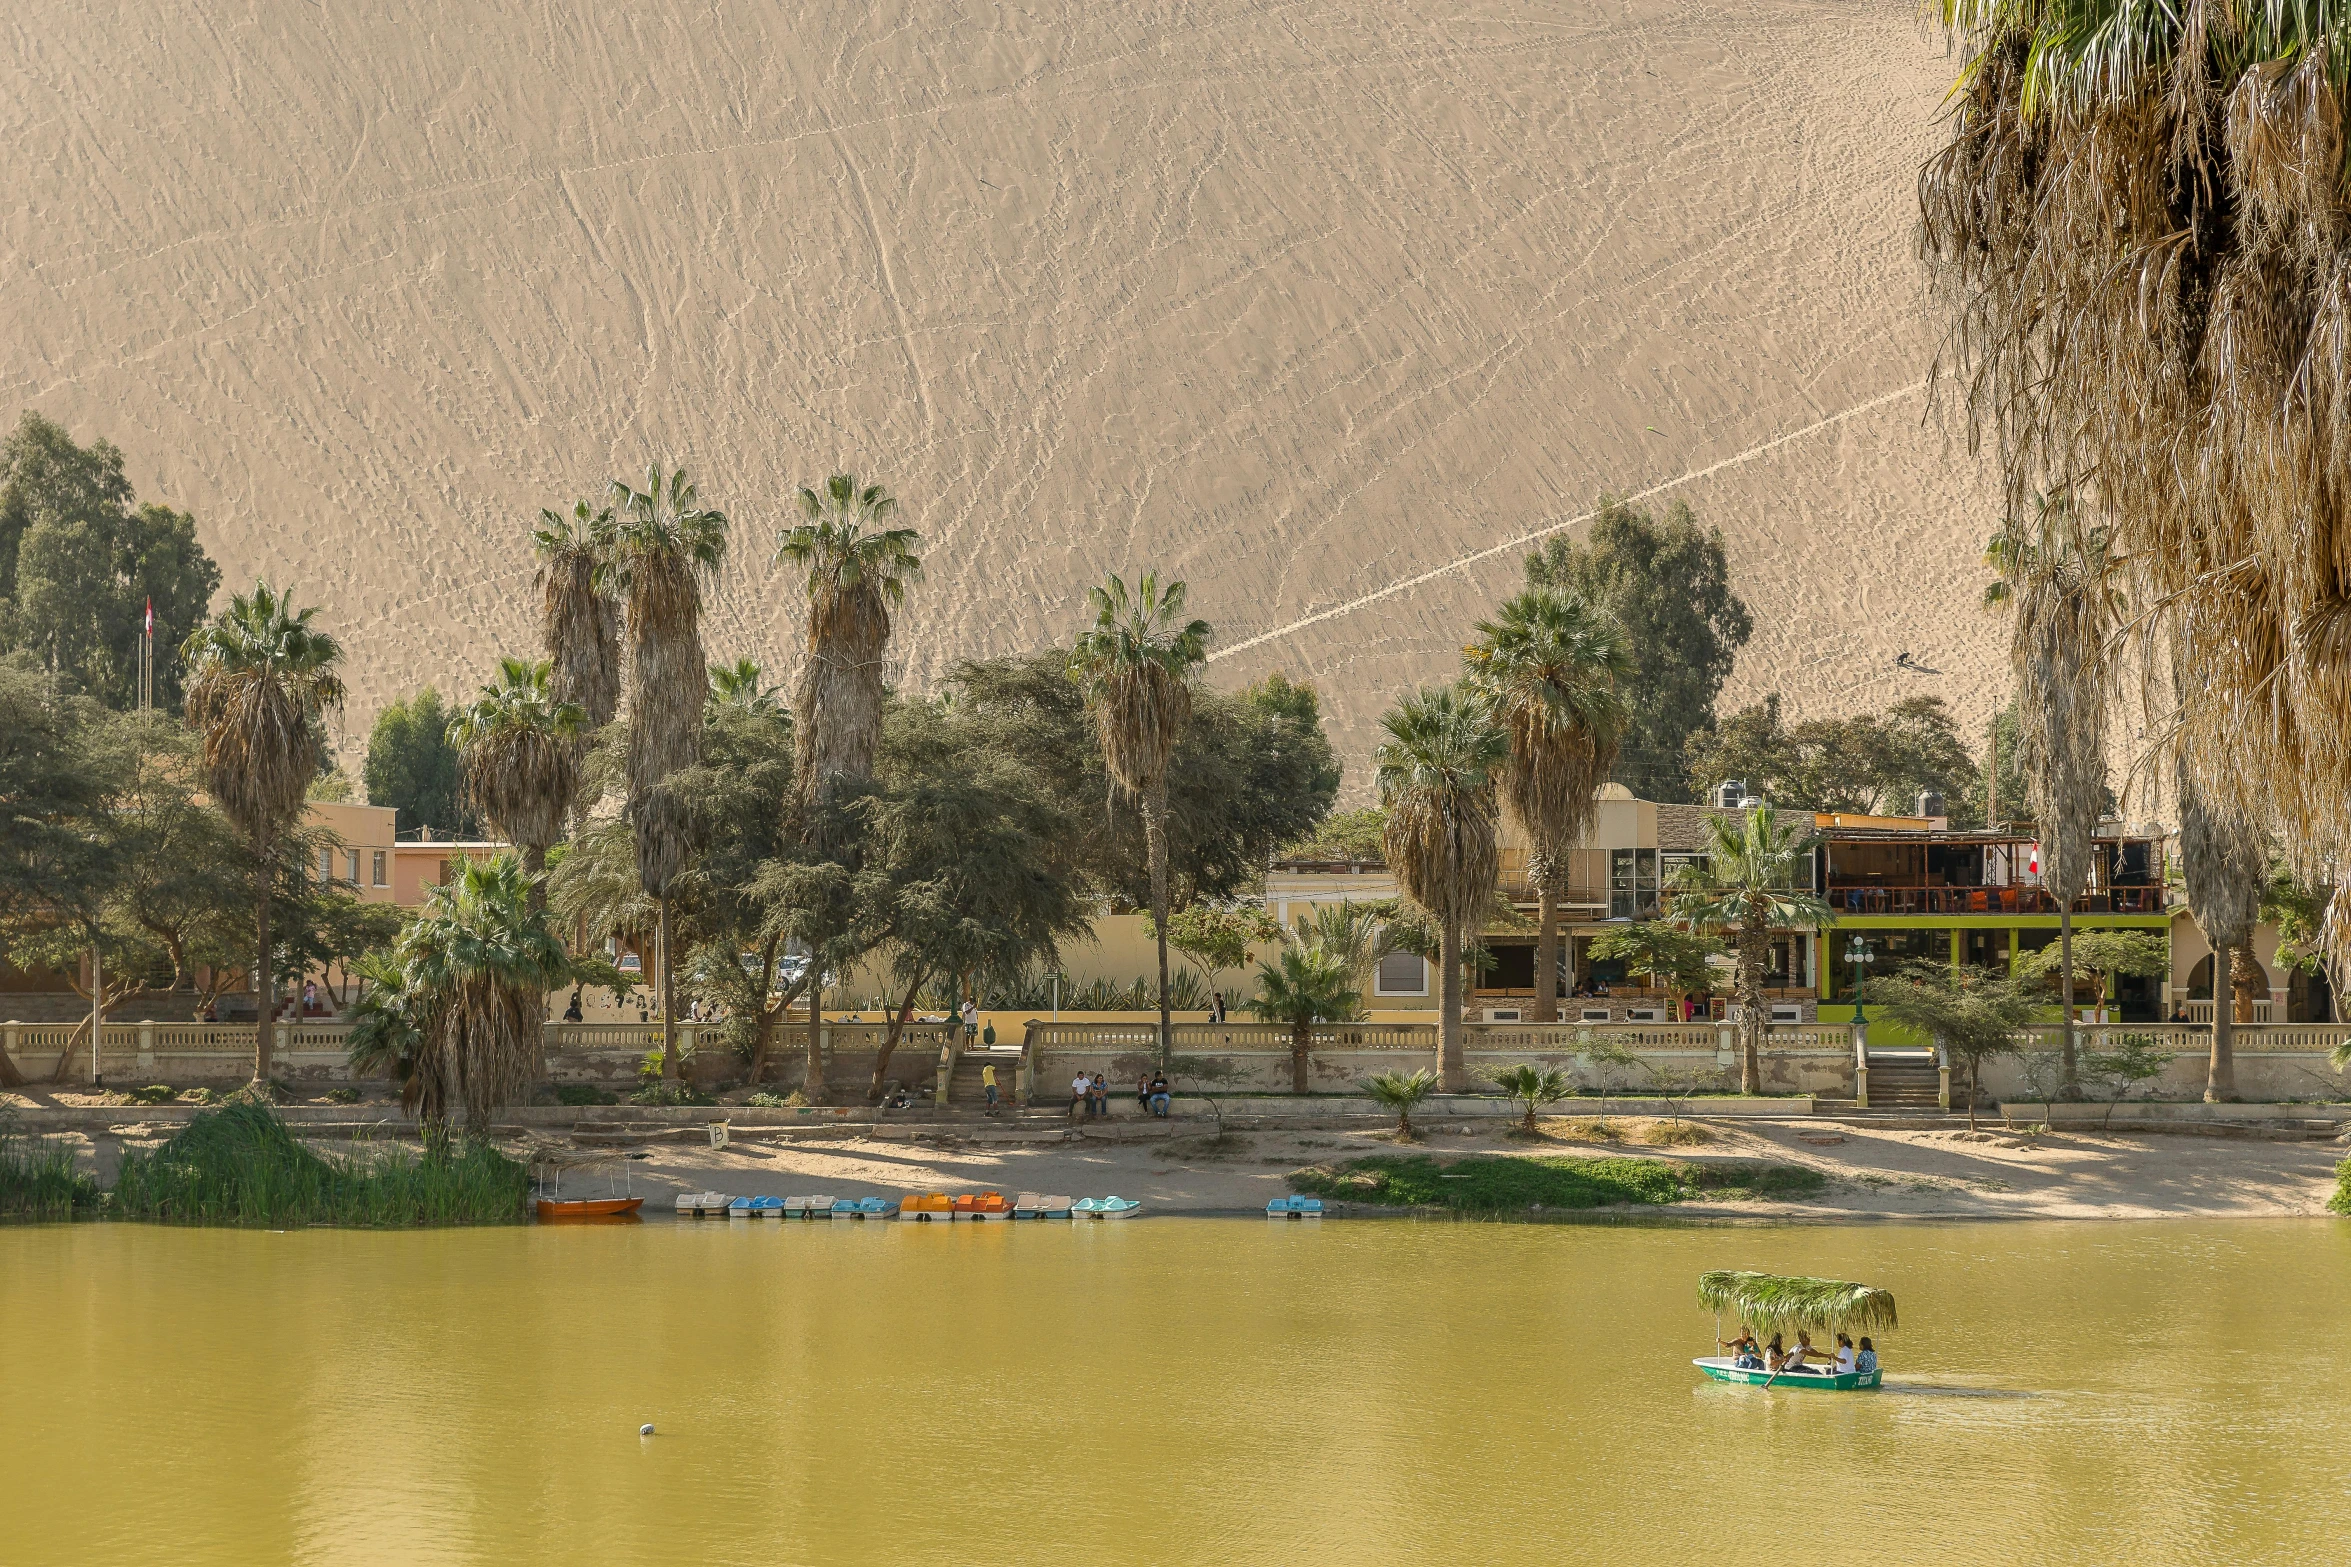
(1067, 1071), (1172, 1118)
(1719, 1327), (1878, 1378)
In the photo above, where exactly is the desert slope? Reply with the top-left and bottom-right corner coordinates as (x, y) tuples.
(2, 0), (2002, 772)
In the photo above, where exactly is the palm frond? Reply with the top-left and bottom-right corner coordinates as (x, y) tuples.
(1697, 1270), (1899, 1335)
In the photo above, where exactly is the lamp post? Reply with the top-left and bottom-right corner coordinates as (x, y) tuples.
(1845, 935), (1875, 1108)
(1845, 935), (1877, 1023)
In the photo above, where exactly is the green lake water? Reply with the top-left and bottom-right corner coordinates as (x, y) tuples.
(5, 1218), (2348, 1565)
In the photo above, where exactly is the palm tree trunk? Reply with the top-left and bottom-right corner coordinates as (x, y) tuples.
(1437, 923), (1465, 1092)
(658, 897), (679, 1081)
(1739, 918), (1765, 1095)
(1532, 865), (1561, 1025)
(2207, 939), (2237, 1102)
(2058, 908), (2078, 1098)
(523, 843), (548, 912)
(1146, 794), (1173, 1069)
(254, 825), (276, 1083)
(1292, 1019), (1311, 1094)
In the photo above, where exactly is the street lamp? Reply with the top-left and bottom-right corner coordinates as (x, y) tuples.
(1845, 935), (1876, 1025)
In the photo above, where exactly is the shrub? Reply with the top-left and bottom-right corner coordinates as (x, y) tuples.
(1363, 1069), (1439, 1137)
(629, 1081), (711, 1108)
(555, 1084), (618, 1107)
(1692, 1161), (1828, 1200)
(2330, 1157), (2351, 1217)
(1290, 1153), (1689, 1212)
(323, 1087), (364, 1105)
(744, 1090), (805, 1108)
(0, 1110), (100, 1220)
(1641, 1120), (1712, 1147)
(123, 1085), (177, 1105)
(111, 1101), (525, 1227)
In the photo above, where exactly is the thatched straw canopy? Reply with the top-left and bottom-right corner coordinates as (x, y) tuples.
(1697, 1271), (1897, 1335)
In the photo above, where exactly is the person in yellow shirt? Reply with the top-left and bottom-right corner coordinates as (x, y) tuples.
(981, 1062), (999, 1115)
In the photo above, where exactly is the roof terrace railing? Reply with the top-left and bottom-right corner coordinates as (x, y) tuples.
(1822, 885), (2166, 916)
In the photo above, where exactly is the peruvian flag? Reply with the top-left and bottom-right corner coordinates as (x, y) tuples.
(144, 597), (153, 635)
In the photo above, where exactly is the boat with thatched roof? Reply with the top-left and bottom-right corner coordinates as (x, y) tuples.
(1692, 1270), (1895, 1390)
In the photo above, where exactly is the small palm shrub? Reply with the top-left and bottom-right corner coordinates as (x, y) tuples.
(1489, 1063), (1573, 1133)
(1364, 1068), (1440, 1137)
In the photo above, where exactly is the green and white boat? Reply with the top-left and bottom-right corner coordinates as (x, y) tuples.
(1692, 1270), (1893, 1392)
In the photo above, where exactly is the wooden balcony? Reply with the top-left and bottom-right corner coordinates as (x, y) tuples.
(1822, 885), (2167, 916)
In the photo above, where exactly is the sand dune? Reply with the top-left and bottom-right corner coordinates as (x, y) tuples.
(3, 0), (2005, 774)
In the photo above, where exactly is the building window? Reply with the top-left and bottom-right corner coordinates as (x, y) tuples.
(345, 849), (361, 883)
(371, 851), (387, 887)
(1610, 848), (1660, 919)
(319, 847), (335, 883)
(1375, 952), (1429, 996)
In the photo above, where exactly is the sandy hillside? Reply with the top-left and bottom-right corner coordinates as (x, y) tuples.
(2, 1), (2004, 766)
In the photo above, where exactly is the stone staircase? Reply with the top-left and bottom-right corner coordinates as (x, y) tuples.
(1862, 1052), (1945, 1111)
(946, 1046), (1026, 1108)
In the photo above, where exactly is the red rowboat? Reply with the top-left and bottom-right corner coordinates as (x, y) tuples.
(536, 1196), (645, 1221)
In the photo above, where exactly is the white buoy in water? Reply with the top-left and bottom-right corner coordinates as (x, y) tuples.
(639, 1424), (656, 1436)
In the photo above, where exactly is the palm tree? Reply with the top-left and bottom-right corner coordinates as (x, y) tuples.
(182, 583), (345, 1082)
(1248, 945), (1362, 1093)
(605, 466), (727, 1079)
(1921, 12), (2351, 990)
(1985, 494), (2123, 1094)
(1666, 804), (1833, 1096)
(1464, 587), (1632, 1023)
(777, 475), (922, 819)
(775, 475), (921, 1098)
(351, 857), (588, 1139)
(1374, 683), (1506, 1092)
(1071, 571), (1211, 1067)
(1490, 1062), (1573, 1133)
(449, 658), (586, 890)
(708, 657), (781, 714)
(1363, 1067), (1438, 1138)
(2177, 769), (2264, 1102)
(532, 500), (622, 730)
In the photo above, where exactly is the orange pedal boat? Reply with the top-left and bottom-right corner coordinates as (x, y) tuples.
(901, 1193), (953, 1222)
(952, 1192), (1011, 1221)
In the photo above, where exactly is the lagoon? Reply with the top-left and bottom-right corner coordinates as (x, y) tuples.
(6, 1219), (2349, 1565)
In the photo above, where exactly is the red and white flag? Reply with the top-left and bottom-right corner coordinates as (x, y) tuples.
(144, 597), (154, 635)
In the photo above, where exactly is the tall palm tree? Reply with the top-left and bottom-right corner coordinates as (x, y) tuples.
(449, 657), (586, 890)
(182, 583), (345, 1082)
(708, 656), (782, 714)
(2177, 769), (2264, 1103)
(605, 466), (727, 1079)
(351, 857), (587, 1138)
(1071, 571), (1211, 1066)
(1985, 494), (2123, 1093)
(532, 500), (622, 730)
(1374, 683), (1507, 1092)
(1666, 804), (1833, 1096)
(775, 475), (920, 1098)
(1922, 9), (2351, 992)
(777, 475), (921, 818)
(1464, 586), (1632, 1024)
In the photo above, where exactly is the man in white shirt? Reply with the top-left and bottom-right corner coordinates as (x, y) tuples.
(1071, 1071), (1091, 1120)
(961, 999), (979, 1045)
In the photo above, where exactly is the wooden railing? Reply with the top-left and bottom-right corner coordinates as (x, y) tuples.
(1824, 885), (2167, 915)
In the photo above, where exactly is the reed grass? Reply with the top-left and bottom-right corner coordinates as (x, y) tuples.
(0, 1111), (101, 1221)
(110, 1101), (526, 1227)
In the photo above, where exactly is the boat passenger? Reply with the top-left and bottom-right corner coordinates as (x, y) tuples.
(1763, 1334), (1785, 1372)
(1832, 1333), (1856, 1375)
(1720, 1328), (1763, 1369)
(1855, 1337), (1879, 1375)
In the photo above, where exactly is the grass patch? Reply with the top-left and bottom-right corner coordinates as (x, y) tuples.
(0, 1110), (100, 1220)
(742, 1090), (804, 1109)
(555, 1084), (620, 1107)
(1291, 1154), (1690, 1212)
(1640, 1121), (1713, 1147)
(1692, 1162), (1829, 1201)
(322, 1087), (363, 1105)
(122, 1084), (178, 1106)
(110, 1101), (525, 1227)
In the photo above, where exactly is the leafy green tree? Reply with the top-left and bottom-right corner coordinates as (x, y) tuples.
(1155, 904), (1282, 984)
(1525, 498), (1751, 801)
(1585, 921), (1724, 1015)
(1687, 693), (1979, 819)
(1249, 945), (1364, 1092)
(364, 687), (473, 837)
(1666, 805), (1835, 1095)
(708, 657), (782, 714)
(1278, 805), (1387, 865)
(1857, 963), (2036, 1130)
(183, 583), (345, 1081)
(950, 653), (1338, 908)
(0, 413), (220, 711)
(2015, 930), (2168, 1023)
(2083, 1032), (2176, 1132)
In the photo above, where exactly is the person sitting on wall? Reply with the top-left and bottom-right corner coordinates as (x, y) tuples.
(1148, 1073), (1171, 1117)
